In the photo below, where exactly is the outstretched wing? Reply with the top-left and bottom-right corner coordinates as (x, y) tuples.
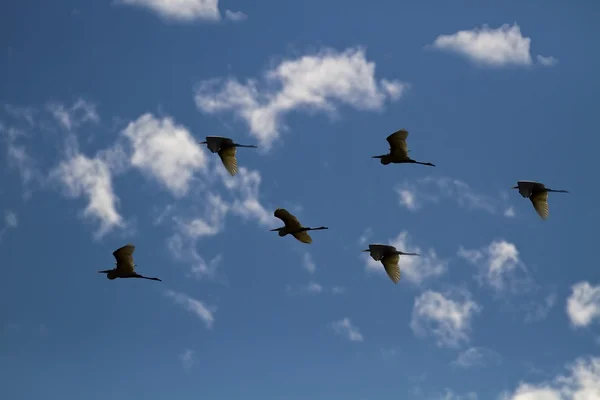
(274, 208), (302, 230)
(530, 191), (549, 220)
(205, 136), (225, 153)
(386, 129), (409, 158)
(293, 231), (312, 244)
(381, 254), (401, 284)
(218, 146), (238, 176)
(113, 244), (135, 273)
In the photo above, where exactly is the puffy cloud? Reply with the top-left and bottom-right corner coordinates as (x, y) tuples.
(195, 47), (407, 148)
(411, 289), (481, 348)
(118, 0), (221, 22)
(430, 23), (556, 67)
(567, 281), (600, 328)
(501, 356), (600, 400)
(122, 113), (207, 197)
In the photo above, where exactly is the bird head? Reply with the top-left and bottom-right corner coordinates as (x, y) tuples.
(98, 269), (116, 280)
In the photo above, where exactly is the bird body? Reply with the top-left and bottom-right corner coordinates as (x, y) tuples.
(98, 244), (162, 281)
(199, 136), (257, 176)
(512, 180), (568, 220)
(363, 244), (419, 284)
(372, 129), (435, 167)
(270, 208), (328, 244)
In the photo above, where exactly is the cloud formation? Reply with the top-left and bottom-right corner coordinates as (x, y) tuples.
(566, 281), (600, 328)
(411, 290), (481, 348)
(331, 317), (364, 342)
(165, 290), (215, 329)
(118, 0), (222, 22)
(430, 23), (556, 67)
(195, 47), (407, 148)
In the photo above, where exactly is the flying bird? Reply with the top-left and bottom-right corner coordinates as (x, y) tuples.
(270, 208), (328, 244)
(363, 244), (419, 284)
(199, 136), (257, 176)
(372, 129), (435, 167)
(512, 180), (569, 220)
(98, 244), (162, 282)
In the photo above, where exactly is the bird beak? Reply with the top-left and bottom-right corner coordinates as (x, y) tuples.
(511, 186), (518, 189)
(362, 249), (370, 252)
(269, 228), (278, 231)
(98, 270), (111, 273)
(199, 141), (207, 144)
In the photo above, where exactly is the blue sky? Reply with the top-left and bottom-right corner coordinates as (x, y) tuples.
(1, 1), (600, 399)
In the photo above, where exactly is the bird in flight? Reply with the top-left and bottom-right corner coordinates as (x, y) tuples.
(363, 244), (419, 284)
(98, 244), (162, 281)
(372, 129), (435, 167)
(199, 136), (257, 176)
(512, 180), (569, 220)
(270, 208), (328, 244)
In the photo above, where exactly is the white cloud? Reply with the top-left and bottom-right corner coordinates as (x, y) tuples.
(225, 9), (247, 21)
(501, 356), (600, 400)
(331, 317), (364, 342)
(397, 188), (419, 211)
(504, 207), (516, 218)
(451, 346), (502, 369)
(302, 253), (316, 274)
(396, 177), (503, 214)
(430, 23), (556, 68)
(524, 293), (557, 323)
(119, 0), (221, 22)
(358, 227), (372, 247)
(179, 348), (195, 372)
(195, 47), (407, 148)
(165, 290), (215, 328)
(122, 113), (207, 197)
(458, 240), (525, 291)
(567, 281), (600, 328)
(4, 211), (18, 228)
(47, 98), (99, 131)
(173, 192), (230, 239)
(411, 290), (481, 348)
(51, 153), (124, 237)
(363, 231), (447, 285)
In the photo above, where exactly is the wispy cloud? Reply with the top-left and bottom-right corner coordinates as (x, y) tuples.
(166, 232), (223, 281)
(363, 231), (447, 285)
(395, 177), (513, 216)
(429, 23), (556, 68)
(451, 347), (502, 369)
(331, 317), (364, 342)
(524, 293), (557, 323)
(47, 98), (99, 132)
(195, 47), (407, 149)
(411, 289), (481, 348)
(118, 0), (222, 22)
(224, 9), (247, 21)
(0, 210), (19, 241)
(458, 240), (531, 292)
(566, 281), (600, 328)
(302, 253), (316, 274)
(178, 348), (195, 372)
(439, 389), (478, 400)
(165, 290), (215, 329)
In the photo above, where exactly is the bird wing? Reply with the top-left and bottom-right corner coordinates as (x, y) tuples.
(274, 208), (302, 230)
(218, 146), (238, 176)
(517, 181), (534, 198)
(293, 231), (313, 244)
(386, 129), (409, 158)
(113, 244), (135, 273)
(530, 191), (550, 220)
(381, 254), (401, 284)
(368, 244), (396, 261)
(205, 136), (224, 153)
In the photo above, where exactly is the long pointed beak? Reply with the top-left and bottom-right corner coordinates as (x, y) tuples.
(270, 228), (279, 231)
(362, 249), (370, 252)
(511, 186), (518, 189)
(371, 155), (383, 159)
(98, 270), (111, 273)
(199, 141), (207, 144)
